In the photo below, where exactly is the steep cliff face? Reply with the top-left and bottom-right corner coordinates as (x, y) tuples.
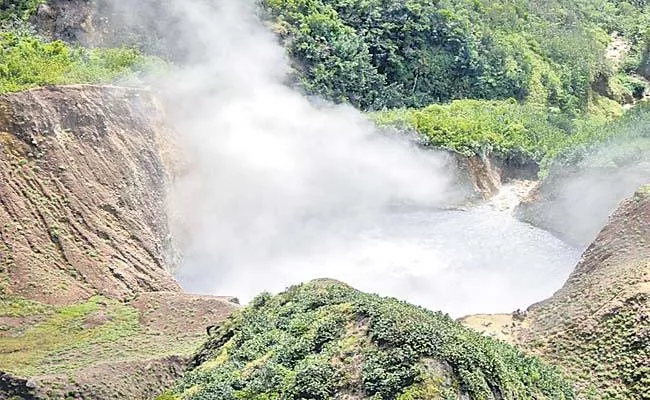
(0, 85), (181, 305)
(463, 185), (650, 399)
(32, 0), (185, 60)
(0, 85), (239, 400)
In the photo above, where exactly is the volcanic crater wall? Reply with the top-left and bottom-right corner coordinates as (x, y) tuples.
(0, 85), (181, 305)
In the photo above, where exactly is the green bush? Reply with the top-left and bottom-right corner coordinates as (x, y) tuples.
(0, 27), (163, 93)
(0, 0), (43, 21)
(168, 280), (575, 400)
(373, 99), (570, 162)
(545, 100), (650, 171)
(261, 0), (620, 112)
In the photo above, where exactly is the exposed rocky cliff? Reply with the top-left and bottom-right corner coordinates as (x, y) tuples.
(0, 85), (180, 304)
(0, 85), (239, 400)
(32, 0), (185, 60)
(463, 185), (650, 399)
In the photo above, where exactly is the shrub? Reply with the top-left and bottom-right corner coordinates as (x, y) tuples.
(0, 25), (163, 93)
(168, 281), (575, 400)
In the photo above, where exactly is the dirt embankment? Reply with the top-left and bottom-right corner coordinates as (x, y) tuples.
(463, 185), (650, 398)
(0, 85), (239, 400)
(0, 85), (181, 304)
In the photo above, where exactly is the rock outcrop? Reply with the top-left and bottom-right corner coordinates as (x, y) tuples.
(464, 185), (650, 399)
(454, 154), (502, 199)
(0, 85), (180, 305)
(32, 0), (186, 60)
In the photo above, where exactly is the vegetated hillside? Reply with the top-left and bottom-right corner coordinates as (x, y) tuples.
(516, 104), (650, 245)
(261, 0), (650, 168)
(262, 0), (649, 111)
(4, 0), (649, 169)
(0, 85), (240, 400)
(464, 185), (650, 399)
(159, 279), (575, 400)
(0, 23), (161, 94)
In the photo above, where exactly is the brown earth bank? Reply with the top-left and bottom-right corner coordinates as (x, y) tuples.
(0, 293), (238, 400)
(0, 85), (240, 400)
(0, 85), (180, 304)
(462, 184), (650, 399)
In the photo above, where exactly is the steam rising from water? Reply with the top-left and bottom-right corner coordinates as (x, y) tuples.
(111, 0), (584, 315)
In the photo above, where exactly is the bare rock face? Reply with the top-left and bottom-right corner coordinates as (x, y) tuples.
(0, 85), (181, 305)
(32, 0), (187, 60)
(454, 154), (502, 200)
(31, 0), (95, 44)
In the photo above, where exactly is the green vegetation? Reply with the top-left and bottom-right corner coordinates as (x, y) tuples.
(545, 101), (650, 171)
(261, 0), (650, 167)
(0, 296), (140, 376)
(0, 17), (163, 94)
(0, 295), (203, 377)
(374, 100), (582, 161)
(531, 288), (650, 400)
(373, 97), (628, 171)
(162, 280), (574, 400)
(0, 0), (44, 21)
(261, 0), (648, 111)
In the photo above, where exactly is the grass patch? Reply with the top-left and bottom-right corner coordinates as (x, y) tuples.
(0, 297), (51, 317)
(0, 296), (140, 376)
(0, 294), (216, 377)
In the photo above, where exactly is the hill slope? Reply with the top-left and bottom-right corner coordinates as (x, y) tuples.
(161, 279), (574, 400)
(0, 85), (239, 400)
(0, 85), (179, 304)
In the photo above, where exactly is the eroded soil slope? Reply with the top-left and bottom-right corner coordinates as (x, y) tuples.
(0, 85), (180, 304)
(522, 185), (649, 398)
(0, 85), (239, 400)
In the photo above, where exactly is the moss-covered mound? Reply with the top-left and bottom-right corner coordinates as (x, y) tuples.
(161, 280), (574, 400)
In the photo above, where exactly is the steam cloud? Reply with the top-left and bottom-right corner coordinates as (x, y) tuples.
(103, 0), (603, 316)
(155, 0), (461, 297)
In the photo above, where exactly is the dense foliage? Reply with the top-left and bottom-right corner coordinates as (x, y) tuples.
(160, 280), (574, 400)
(546, 101), (650, 170)
(373, 97), (624, 169)
(0, 0), (43, 21)
(0, 24), (162, 94)
(261, 0), (650, 111)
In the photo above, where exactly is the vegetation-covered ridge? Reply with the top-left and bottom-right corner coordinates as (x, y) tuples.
(262, 0), (650, 166)
(261, 0), (650, 111)
(0, 6), (162, 94)
(160, 280), (574, 400)
(373, 96), (650, 172)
